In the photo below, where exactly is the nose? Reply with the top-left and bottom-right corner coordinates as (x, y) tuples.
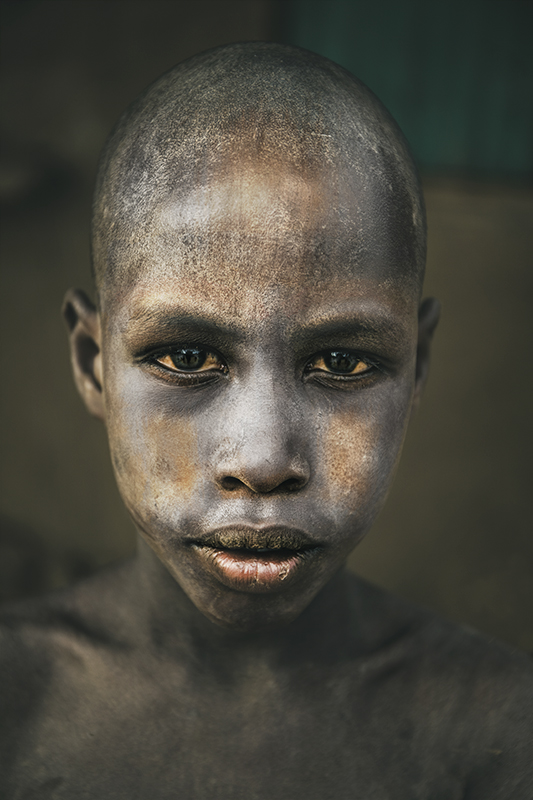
(213, 375), (311, 495)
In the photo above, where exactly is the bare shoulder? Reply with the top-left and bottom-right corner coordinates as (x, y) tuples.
(352, 573), (533, 725)
(353, 572), (532, 675)
(350, 574), (533, 798)
(0, 561), (149, 797)
(0, 558), (135, 642)
(0, 560), (136, 720)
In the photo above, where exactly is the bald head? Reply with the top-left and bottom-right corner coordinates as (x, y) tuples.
(92, 42), (426, 301)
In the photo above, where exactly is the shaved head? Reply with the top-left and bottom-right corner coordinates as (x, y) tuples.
(92, 42), (426, 301)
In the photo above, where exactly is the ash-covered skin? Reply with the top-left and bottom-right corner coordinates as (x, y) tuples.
(92, 43), (426, 300)
(2, 43), (532, 800)
(82, 44), (433, 632)
(98, 163), (419, 627)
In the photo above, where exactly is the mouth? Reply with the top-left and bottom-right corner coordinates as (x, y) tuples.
(190, 526), (322, 593)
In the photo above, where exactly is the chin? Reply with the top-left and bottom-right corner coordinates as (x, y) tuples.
(187, 573), (331, 635)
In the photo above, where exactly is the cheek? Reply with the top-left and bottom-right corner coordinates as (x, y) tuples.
(323, 413), (376, 500)
(321, 397), (409, 512)
(107, 393), (200, 523)
(147, 416), (199, 500)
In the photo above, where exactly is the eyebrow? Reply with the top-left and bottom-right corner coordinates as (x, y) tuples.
(295, 315), (406, 342)
(291, 314), (411, 361)
(123, 307), (248, 349)
(123, 303), (409, 352)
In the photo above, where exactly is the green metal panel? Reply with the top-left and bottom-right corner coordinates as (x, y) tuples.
(282, 0), (533, 178)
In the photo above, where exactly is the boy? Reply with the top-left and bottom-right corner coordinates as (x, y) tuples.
(1, 42), (531, 799)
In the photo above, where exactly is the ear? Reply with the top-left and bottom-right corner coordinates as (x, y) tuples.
(413, 297), (440, 410)
(62, 288), (104, 420)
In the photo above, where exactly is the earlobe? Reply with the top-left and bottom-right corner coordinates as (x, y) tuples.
(62, 288), (105, 420)
(413, 297), (440, 410)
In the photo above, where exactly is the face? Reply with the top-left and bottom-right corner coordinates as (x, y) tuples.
(87, 156), (426, 632)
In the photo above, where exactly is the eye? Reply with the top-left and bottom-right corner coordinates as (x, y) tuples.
(306, 350), (376, 377)
(153, 347), (227, 376)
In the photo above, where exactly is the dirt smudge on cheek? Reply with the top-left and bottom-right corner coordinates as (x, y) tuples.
(322, 411), (379, 506)
(149, 414), (199, 502)
(108, 402), (200, 526)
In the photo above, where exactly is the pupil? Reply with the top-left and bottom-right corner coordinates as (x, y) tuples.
(171, 348), (206, 371)
(326, 351), (357, 373)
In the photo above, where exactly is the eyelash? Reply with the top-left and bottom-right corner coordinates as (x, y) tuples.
(142, 347), (384, 386)
(304, 367), (381, 390)
(144, 347), (228, 386)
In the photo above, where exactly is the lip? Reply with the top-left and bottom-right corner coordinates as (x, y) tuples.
(190, 525), (323, 593)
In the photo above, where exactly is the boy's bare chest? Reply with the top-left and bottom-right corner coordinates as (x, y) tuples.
(8, 650), (469, 800)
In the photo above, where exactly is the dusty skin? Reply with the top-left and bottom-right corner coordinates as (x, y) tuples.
(1, 44), (532, 799)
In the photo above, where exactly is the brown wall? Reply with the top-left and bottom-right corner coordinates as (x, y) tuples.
(1, 1), (531, 651)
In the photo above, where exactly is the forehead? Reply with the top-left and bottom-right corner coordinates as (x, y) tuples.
(101, 155), (419, 326)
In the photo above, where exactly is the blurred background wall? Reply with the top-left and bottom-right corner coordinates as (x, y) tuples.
(1, 0), (532, 651)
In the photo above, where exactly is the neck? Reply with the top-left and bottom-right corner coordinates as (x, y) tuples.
(126, 536), (363, 672)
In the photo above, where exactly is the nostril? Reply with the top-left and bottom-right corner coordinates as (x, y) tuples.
(281, 477), (306, 493)
(219, 476), (243, 491)
(216, 453), (311, 494)
(218, 473), (308, 494)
